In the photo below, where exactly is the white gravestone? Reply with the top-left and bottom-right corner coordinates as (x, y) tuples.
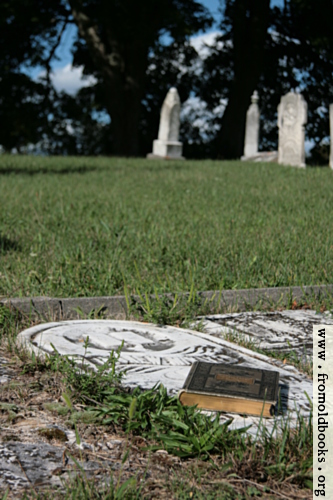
(148, 87), (184, 159)
(330, 104), (333, 169)
(277, 92), (307, 167)
(243, 91), (260, 157)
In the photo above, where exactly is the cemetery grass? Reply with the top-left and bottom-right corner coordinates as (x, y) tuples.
(1, 155), (333, 302)
(0, 308), (313, 499)
(0, 156), (318, 497)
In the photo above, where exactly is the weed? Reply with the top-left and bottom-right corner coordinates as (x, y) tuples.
(129, 286), (216, 327)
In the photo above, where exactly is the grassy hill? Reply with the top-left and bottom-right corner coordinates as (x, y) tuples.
(1, 155), (332, 298)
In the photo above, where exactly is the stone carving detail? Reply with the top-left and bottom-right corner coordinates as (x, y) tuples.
(243, 91), (260, 158)
(198, 309), (333, 362)
(148, 88), (184, 159)
(330, 104), (333, 169)
(277, 92), (307, 167)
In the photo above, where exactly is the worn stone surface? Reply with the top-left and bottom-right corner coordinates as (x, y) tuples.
(243, 91), (260, 157)
(148, 88), (184, 159)
(0, 378), (142, 494)
(0, 439), (128, 492)
(17, 318), (313, 435)
(199, 309), (333, 361)
(278, 92), (307, 167)
(0, 442), (75, 489)
(0, 357), (12, 385)
(330, 104), (333, 168)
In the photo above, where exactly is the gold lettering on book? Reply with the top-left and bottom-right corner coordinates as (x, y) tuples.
(215, 374), (255, 384)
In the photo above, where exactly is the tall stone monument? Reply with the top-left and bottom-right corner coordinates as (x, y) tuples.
(148, 87), (184, 159)
(243, 90), (260, 158)
(330, 104), (333, 169)
(277, 92), (307, 167)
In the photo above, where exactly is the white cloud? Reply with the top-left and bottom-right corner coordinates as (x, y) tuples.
(39, 64), (97, 95)
(190, 31), (223, 58)
(181, 95), (226, 142)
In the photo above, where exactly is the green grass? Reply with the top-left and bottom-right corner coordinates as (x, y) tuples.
(0, 157), (317, 499)
(1, 155), (333, 299)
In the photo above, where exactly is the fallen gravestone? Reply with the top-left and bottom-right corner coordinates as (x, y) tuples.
(147, 87), (184, 160)
(198, 309), (333, 362)
(278, 92), (307, 167)
(17, 318), (314, 435)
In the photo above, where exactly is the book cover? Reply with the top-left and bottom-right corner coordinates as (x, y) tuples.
(179, 362), (280, 417)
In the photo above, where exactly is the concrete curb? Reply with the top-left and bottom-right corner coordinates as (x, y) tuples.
(1, 284), (333, 321)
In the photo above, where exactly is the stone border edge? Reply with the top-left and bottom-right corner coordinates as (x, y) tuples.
(1, 285), (332, 321)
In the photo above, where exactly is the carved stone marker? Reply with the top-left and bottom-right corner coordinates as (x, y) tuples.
(17, 318), (313, 434)
(277, 92), (307, 167)
(243, 91), (260, 158)
(330, 104), (333, 169)
(148, 87), (184, 159)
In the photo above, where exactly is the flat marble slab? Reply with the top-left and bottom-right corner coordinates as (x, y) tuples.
(0, 441), (102, 490)
(198, 309), (333, 361)
(17, 319), (314, 435)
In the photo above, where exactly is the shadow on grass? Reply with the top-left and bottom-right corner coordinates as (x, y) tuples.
(0, 235), (20, 253)
(137, 162), (193, 173)
(0, 165), (102, 176)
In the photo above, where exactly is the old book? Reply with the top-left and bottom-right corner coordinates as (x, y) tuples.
(178, 362), (280, 418)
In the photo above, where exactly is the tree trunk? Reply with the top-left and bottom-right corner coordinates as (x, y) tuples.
(103, 73), (143, 156)
(69, 1), (147, 156)
(217, 0), (270, 159)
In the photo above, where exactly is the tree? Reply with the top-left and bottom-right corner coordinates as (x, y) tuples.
(0, 0), (212, 155)
(68, 0), (212, 156)
(0, 73), (49, 152)
(0, 0), (70, 151)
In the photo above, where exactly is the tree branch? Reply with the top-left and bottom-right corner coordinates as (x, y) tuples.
(68, 0), (124, 78)
(44, 18), (69, 89)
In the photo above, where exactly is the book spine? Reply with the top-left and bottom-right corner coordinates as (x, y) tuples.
(182, 361), (199, 390)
